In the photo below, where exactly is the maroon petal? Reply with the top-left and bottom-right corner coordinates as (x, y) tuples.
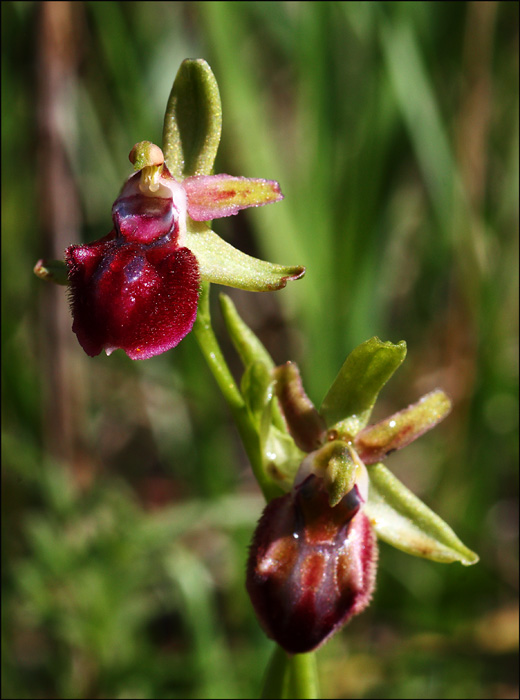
(273, 362), (327, 452)
(111, 170), (187, 245)
(246, 476), (378, 654)
(66, 236), (199, 360)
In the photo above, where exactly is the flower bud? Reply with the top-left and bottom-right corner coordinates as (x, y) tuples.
(246, 474), (377, 654)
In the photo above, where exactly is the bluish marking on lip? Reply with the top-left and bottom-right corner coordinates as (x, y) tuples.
(123, 255), (145, 283)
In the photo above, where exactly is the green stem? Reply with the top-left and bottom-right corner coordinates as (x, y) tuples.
(287, 652), (319, 699)
(192, 281), (278, 501)
(193, 282), (319, 698)
(260, 645), (290, 699)
(261, 645), (319, 699)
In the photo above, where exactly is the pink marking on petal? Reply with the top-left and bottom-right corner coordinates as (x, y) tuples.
(183, 174), (283, 221)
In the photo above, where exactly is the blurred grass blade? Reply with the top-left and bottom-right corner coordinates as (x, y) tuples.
(379, 16), (455, 230)
(261, 645), (291, 699)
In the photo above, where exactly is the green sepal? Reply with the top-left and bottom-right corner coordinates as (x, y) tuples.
(320, 337), (407, 432)
(162, 58), (222, 179)
(242, 364), (304, 492)
(219, 293), (275, 370)
(354, 389), (452, 464)
(33, 259), (69, 285)
(262, 423), (306, 492)
(220, 294), (304, 490)
(188, 221), (305, 291)
(219, 293), (286, 433)
(241, 361), (274, 428)
(365, 462), (479, 565)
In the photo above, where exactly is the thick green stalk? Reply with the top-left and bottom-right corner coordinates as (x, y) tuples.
(192, 281), (278, 501)
(287, 652), (319, 699)
(261, 645), (319, 699)
(194, 282), (319, 697)
(260, 645), (290, 699)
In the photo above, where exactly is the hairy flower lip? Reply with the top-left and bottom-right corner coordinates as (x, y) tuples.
(247, 474), (377, 654)
(66, 237), (200, 360)
(246, 350), (473, 654)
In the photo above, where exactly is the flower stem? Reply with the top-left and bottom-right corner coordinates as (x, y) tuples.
(287, 652), (319, 699)
(193, 282), (319, 698)
(192, 281), (278, 501)
(261, 645), (319, 699)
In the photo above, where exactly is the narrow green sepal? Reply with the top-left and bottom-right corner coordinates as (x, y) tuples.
(219, 293), (275, 370)
(33, 259), (69, 285)
(187, 221), (305, 291)
(320, 337), (407, 432)
(241, 361), (274, 427)
(219, 293), (285, 434)
(262, 424), (306, 492)
(365, 462), (479, 565)
(355, 389), (452, 464)
(162, 58), (222, 179)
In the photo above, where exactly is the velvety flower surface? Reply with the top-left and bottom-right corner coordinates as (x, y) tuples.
(247, 472), (377, 654)
(66, 144), (303, 360)
(67, 169), (199, 360)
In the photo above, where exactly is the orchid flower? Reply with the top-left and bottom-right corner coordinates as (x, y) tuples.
(35, 60), (304, 360)
(33, 58), (479, 696)
(219, 299), (478, 654)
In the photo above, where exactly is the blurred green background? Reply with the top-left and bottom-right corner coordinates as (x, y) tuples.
(2, 1), (518, 698)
